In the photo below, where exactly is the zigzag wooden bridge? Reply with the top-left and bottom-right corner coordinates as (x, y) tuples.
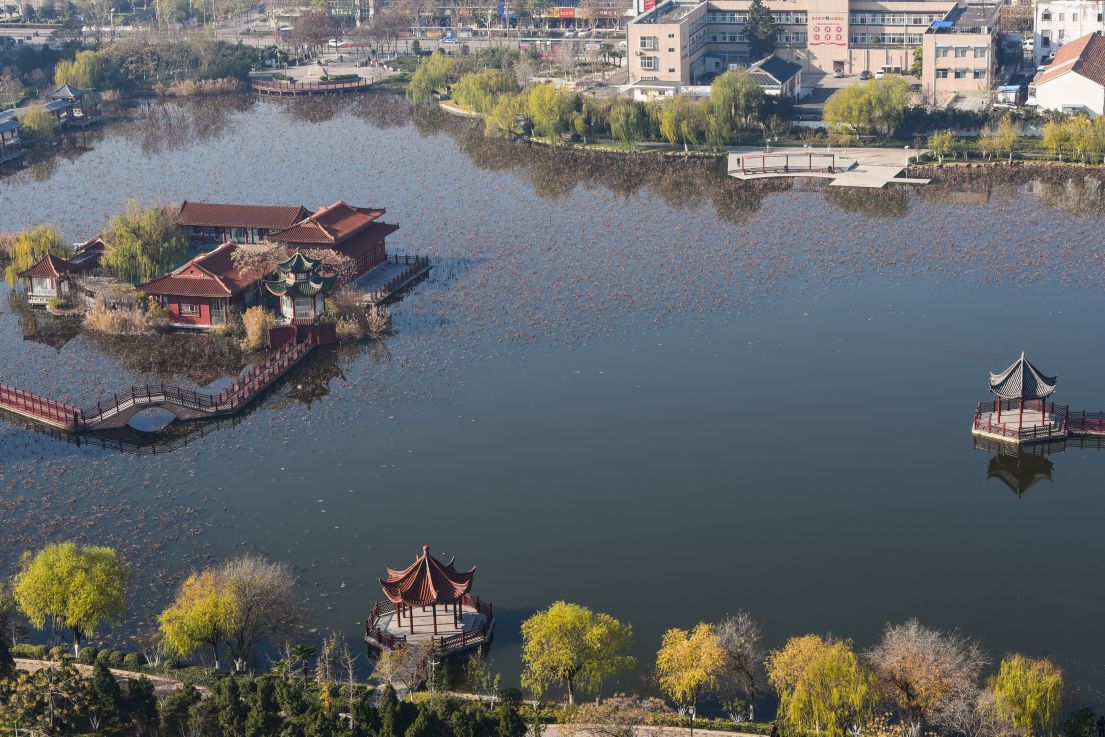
(0, 336), (316, 432)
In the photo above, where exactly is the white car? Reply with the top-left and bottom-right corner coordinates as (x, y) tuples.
(874, 69), (884, 79)
(327, 38), (340, 47)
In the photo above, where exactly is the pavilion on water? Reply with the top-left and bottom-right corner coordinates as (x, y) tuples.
(971, 352), (1068, 444)
(365, 545), (494, 658)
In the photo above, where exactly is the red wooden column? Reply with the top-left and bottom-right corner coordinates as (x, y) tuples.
(409, 607), (414, 634)
(1018, 398), (1025, 434)
(432, 604), (438, 634)
(396, 602), (402, 627)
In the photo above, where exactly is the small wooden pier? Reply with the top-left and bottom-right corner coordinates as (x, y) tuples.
(728, 147), (930, 189)
(356, 254), (431, 304)
(251, 78), (374, 96)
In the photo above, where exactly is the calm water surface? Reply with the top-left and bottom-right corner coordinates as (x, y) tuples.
(2, 96), (1105, 702)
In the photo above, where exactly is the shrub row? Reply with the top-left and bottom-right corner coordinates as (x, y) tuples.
(11, 643), (151, 670)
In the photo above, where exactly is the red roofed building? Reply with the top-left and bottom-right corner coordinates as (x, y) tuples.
(18, 254), (82, 305)
(138, 242), (259, 328)
(366, 545), (494, 657)
(1030, 32), (1105, 116)
(270, 200), (399, 277)
(176, 201), (310, 247)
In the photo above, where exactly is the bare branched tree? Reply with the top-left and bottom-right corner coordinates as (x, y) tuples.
(218, 555), (304, 671)
(564, 695), (671, 737)
(866, 619), (987, 737)
(716, 611), (764, 721)
(372, 641), (433, 698)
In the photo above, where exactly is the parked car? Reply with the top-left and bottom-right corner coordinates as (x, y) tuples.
(441, 31), (456, 42)
(874, 69), (884, 79)
(833, 68), (844, 78)
(327, 38), (340, 47)
(859, 70), (873, 80)
(458, 28), (473, 38)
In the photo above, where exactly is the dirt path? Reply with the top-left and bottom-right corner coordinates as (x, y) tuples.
(15, 658), (208, 697)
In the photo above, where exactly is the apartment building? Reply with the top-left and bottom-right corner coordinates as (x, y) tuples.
(626, 0), (993, 86)
(1032, 0), (1105, 66)
(920, 1), (1000, 97)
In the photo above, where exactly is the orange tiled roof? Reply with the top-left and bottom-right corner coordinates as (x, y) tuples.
(271, 200), (385, 245)
(138, 242), (253, 298)
(1034, 32), (1105, 86)
(18, 253), (74, 279)
(380, 545), (475, 607)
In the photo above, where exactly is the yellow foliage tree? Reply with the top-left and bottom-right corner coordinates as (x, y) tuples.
(12, 542), (127, 656)
(3, 225), (68, 286)
(655, 622), (726, 732)
(158, 570), (236, 669)
(766, 634), (872, 737)
(988, 654), (1063, 737)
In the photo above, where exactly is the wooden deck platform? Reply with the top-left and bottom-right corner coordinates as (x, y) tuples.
(356, 255), (431, 304)
(971, 400), (1105, 445)
(728, 147), (930, 189)
(366, 595), (494, 658)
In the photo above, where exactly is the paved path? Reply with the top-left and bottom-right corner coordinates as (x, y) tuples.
(16, 658), (206, 697)
(541, 725), (764, 737)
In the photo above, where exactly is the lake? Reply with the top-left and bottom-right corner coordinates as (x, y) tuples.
(2, 95), (1105, 704)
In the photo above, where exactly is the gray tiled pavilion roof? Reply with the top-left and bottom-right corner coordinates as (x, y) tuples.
(989, 352), (1057, 400)
(749, 55), (803, 85)
(50, 82), (85, 99)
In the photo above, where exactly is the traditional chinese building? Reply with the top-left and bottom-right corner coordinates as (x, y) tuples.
(972, 352), (1068, 444)
(269, 200), (399, 278)
(261, 252), (337, 324)
(0, 115), (23, 165)
(175, 201), (311, 248)
(138, 242), (258, 328)
(50, 83), (101, 128)
(365, 545), (494, 658)
(17, 254), (84, 305)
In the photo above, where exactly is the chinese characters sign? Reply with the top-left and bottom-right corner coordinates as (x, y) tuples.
(809, 13), (846, 46)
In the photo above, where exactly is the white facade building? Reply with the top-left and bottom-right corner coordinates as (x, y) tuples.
(1032, 0), (1105, 66)
(1029, 31), (1105, 116)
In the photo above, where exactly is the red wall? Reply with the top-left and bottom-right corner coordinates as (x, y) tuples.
(165, 298), (213, 326)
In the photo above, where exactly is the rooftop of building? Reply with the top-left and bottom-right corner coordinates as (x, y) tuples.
(1033, 31), (1105, 86)
(927, 1), (1000, 33)
(634, 0), (703, 24)
(749, 54), (803, 85)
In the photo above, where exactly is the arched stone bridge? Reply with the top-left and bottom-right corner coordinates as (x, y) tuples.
(0, 337), (315, 432)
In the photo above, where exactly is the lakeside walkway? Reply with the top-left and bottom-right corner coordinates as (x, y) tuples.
(728, 147), (930, 188)
(15, 658), (207, 698)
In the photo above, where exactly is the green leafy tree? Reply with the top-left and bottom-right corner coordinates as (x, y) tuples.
(927, 130), (957, 163)
(122, 677), (159, 736)
(245, 677), (282, 737)
(408, 51), (456, 102)
(766, 634), (872, 737)
(54, 49), (109, 88)
(452, 69), (519, 116)
(520, 601), (635, 704)
(88, 660), (125, 731)
(1062, 706), (1097, 737)
(988, 654), (1064, 737)
(525, 83), (575, 142)
(659, 94), (704, 153)
(159, 684), (203, 735)
(12, 542), (127, 656)
(710, 69), (764, 137)
(379, 684), (401, 737)
(158, 569), (235, 669)
(910, 47), (923, 78)
(744, 0), (777, 61)
(3, 225), (69, 286)
(214, 677), (248, 737)
(496, 701), (527, 737)
(17, 105), (56, 150)
(979, 114), (1019, 163)
(656, 622), (726, 734)
(485, 92), (526, 138)
(0, 663), (89, 735)
(608, 98), (646, 149)
(102, 200), (189, 283)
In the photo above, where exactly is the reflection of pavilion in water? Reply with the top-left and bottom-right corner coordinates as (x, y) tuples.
(973, 434), (1105, 498)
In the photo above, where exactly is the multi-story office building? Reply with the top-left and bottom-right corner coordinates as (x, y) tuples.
(920, 1), (1000, 96)
(1032, 0), (1105, 66)
(626, 0), (997, 91)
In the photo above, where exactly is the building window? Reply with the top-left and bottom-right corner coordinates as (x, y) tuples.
(640, 36), (657, 50)
(1072, 12), (1077, 20)
(668, 68), (675, 72)
(973, 70), (985, 79)
(668, 47), (674, 52)
(936, 68), (949, 78)
(974, 47), (987, 58)
(1058, 12), (1064, 21)
(954, 69), (967, 78)
(668, 32), (674, 38)
(180, 302), (200, 316)
(936, 46), (949, 57)
(641, 55), (658, 70)
(294, 299), (314, 319)
(31, 277), (53, 294)
(954, 47), (968, 58)
(1041, 10), (1051, 20)
(1098, 13), (1103, 22)
(1058, 29), (1066, 40)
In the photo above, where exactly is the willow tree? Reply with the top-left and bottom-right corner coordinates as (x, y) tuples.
(659, 94), (704, 153)
(408, 51), (456, 102)
(520, 601), (635, 704)
(655, 622), (726, 734)
(13, 542), (128, 656)
(3, 225), (68, 286)
(710, 70), (764, 138)
(988, 654), (1063, 737)
(766, 634), (873, 737)
(158, 570), (236, 669)
(102, 201), (188, 283)
(609, 98), (647, 149)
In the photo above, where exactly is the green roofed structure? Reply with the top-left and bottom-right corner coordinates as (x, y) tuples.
(263, 252), (336, 323)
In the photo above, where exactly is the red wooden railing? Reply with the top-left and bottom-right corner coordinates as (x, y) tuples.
(1067, 409), (1105, 434)
(365, 593), (494, 655)
(972, 400), (1068, 440)
(0, 384), (80, 429)
(738, 153), (836, 175)
(1, 337), (315, 432)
